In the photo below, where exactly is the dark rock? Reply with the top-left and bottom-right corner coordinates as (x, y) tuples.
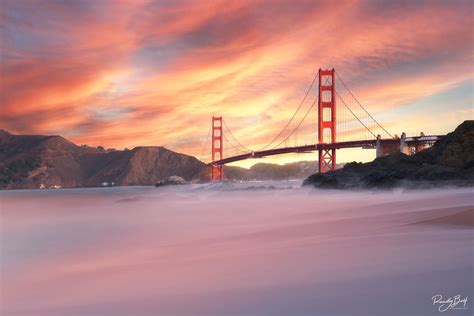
(303, 120), (474, 190)
(303, 173), (339, 189)
(362, 170), (404, 188)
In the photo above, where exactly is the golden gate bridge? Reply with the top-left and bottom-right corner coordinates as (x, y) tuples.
(200, 69), (443, 180)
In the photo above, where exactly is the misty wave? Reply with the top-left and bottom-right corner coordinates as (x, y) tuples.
(1, 184), (472, 316)
(194, 180), (302, 191)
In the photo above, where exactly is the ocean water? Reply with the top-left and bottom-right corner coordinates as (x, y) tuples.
(0, 182), (473, 316)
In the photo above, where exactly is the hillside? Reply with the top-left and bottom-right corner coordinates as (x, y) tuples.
(303, 121), (474, 189)
(0, 130), (327, 189)
(224, 161), (317, 181)
(0, 130), (205, 189)
(224, 161), (344, 181)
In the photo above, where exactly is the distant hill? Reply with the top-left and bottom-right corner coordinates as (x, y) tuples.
(303, 121), (474, 189)
(0, 130), (205, 189)
(0, 130), (330, 189)
(224, 161), (343, 181)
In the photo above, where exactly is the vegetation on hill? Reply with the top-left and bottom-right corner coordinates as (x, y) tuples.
(0, 130), (205, 189)
(0, 157), (42, 186)
(224, 161), (322, 181)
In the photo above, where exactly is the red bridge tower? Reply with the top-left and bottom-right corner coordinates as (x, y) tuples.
(318, 68), (337, 172)
(211, 116), (224, 180)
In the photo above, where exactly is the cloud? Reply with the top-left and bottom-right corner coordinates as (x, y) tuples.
(1, 0), (472, 165)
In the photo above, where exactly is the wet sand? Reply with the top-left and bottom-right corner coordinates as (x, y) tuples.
(413, 207), (474, 227)
(1, 184), (473, 316)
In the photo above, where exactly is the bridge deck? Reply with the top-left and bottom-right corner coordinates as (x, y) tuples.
(209, 135), (443, 166)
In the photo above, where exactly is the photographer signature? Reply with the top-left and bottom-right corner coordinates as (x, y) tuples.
(432, 294), (468, 312)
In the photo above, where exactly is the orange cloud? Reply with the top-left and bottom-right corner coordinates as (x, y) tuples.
(1, 0), (472, 166)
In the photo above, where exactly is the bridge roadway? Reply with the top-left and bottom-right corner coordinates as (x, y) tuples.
(208, 135), (444, 166)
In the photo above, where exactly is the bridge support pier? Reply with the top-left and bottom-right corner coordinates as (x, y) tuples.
(210, 164), (224, 181)
(376, 134), (399, 158)
(377, 132), (430, 159)
(376, 135), (383, 158)
(400, 132), (410, 155)
(211, 116), (224, 181)
(319, 148), (336, 172)
(376, 133), (410, 158)
(414, 132), (426, 153)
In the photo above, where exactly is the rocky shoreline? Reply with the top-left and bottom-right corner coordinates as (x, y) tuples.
(303, 120), (474, 190)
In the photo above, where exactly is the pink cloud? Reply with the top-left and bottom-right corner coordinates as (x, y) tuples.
(0, 0), (472, 165)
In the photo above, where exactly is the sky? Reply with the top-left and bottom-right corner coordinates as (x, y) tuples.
(1, 0), (473, 167)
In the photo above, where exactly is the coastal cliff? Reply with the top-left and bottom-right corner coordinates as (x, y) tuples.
(0, 130), (205, 189)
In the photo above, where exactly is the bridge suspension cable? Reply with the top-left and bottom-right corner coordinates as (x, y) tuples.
(199, 125), (211, 162)
(335, 71), (393, 138)
(272, 96), (317, 149)
(257, 69), (319, 151)
(222, 119), (252, 152)
(206, 68), (396, 166)
(335, 91), (377, 139)
(222, 133), (248, 154)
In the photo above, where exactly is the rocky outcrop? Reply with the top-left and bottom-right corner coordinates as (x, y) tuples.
(0, 130), (206, 189)
(119, 147), (203, 186)
(303, 121), (474, 189)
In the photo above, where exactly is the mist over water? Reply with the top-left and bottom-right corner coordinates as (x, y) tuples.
(1, 182), (473, 316)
